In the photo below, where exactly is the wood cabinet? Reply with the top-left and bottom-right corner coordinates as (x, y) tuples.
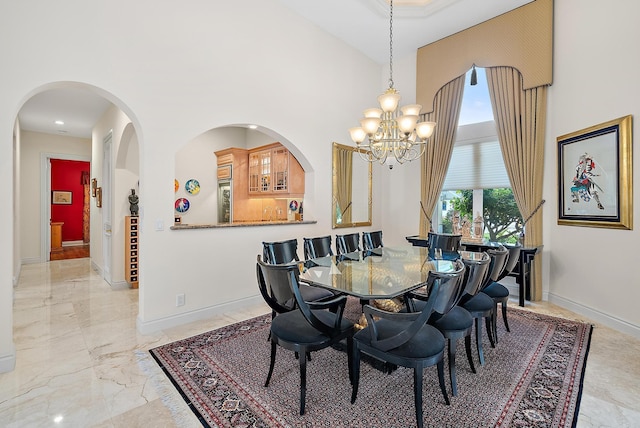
(50, 221), (64, 253)
(248, 142), (304, 197)
(125, 216), (139, 289)
(214, 147), (249, 222)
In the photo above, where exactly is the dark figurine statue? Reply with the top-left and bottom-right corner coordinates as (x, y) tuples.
(128, 189), (139, 216)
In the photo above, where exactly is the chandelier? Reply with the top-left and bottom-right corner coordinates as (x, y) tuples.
(348, 0), (436, 167)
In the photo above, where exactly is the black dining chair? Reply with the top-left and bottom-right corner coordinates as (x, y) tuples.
(351, 262), (465, 428)
(428, 232), (462, 260)
(256, 256), (354, 415)
(460, 245), (508, 365)
(481, 244), (521, 343)
(303, 235), (334, 259)
(262, 238), (300, 264)
(261, 239), (334, 310)
(362, 230), (383, 251)
(336, 232), (360, 255)
(439, 252), (491, 392)
(405, 258), (474, 396)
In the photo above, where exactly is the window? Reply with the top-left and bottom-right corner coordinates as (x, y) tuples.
(434, 68), (522, 243)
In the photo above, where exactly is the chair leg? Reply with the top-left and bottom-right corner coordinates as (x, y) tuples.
(265, 340), (277, 387)
(491, 302), (499, 345)
(447, 338), (459, 396)
(501, 300), (510, 332)
(464, 334), (476, 374)
(437, 360), (450, 405)
(350, 344), (361, 404)
(475, 317), (485, 366)
(346, 337), (354, 385)
(298, 346), (307, 415)
(485, 315), (496, 348)
(413, 366), (424, 428)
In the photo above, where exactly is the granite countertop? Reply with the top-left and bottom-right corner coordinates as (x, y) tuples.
(170, 220), (316, 230)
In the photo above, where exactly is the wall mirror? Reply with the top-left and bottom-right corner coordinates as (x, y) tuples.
(332, 142), (372, 228)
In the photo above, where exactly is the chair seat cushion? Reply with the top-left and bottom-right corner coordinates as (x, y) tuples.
(271, 310), (352, 344)
(299, 283), (334, 302)
(354, 319), (445, 358)
(462, 292), (494, 313)
(432, 306), (473, 332)
(482, 282), (509, 298)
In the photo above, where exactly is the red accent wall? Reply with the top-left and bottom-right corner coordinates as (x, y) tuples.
(51, 159), (90, 242)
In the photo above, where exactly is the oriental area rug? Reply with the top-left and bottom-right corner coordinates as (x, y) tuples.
(150, 301), (592, 428)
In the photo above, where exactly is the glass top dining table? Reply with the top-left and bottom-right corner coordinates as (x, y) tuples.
(299, 246), (456, 300)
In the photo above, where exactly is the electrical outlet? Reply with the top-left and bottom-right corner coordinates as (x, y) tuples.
(176, 293), (185, 307)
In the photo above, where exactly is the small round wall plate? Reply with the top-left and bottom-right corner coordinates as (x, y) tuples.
(185, 179), (200, 195)
(175, 198), (190, 213)
(175, 179), (179, 192)
(289, 200), (299, 211)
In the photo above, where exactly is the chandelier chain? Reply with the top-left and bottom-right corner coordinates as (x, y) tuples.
(388, 0), (394, 89)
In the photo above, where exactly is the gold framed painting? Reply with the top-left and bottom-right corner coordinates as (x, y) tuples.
(557, 115), (633, 230)
(52, 190), (72, 205)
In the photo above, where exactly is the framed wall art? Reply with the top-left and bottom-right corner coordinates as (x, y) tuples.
(52, 190), (73, 205)
(557, 115), (633, 230)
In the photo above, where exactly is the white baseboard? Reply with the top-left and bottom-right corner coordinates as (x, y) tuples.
(109, 280), (130, 290)
(548, 292), (640, 339)
(502, 280), (639, 339)
(91, 261), (103, 277)
(21, 257), (42, 265)
(0, 346), (16, 374)
(62, 240), (85, 247)
(136, 295), (265, 335)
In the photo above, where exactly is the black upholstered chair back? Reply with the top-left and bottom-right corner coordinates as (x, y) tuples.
(497, 244), (522, 281)
(424, 260), (466, 317)
(428, 232), (462, 252)
(262, 239), (300, 264)
(362, 230), (383, 251)
(336, 232), (360, 255)
(483, 245), (509, 287)
(458, 252), (491, 304)
(303, 235), (333, 259)
(256, 255), (297, 313)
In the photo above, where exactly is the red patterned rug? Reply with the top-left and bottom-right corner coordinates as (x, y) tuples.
(150, 301), (592, 427)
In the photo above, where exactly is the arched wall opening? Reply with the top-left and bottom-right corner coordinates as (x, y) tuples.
(174, 124), (314, 226)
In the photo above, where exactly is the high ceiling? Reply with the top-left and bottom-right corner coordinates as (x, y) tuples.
(17, 0), (532, 139)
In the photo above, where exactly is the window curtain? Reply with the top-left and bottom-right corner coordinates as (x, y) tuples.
(419, 74), (465, 234)
(336, 146), (353, 224)
(486, 66), (547, 301)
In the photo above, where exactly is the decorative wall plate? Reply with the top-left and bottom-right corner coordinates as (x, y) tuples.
(185, 179), (200, 195)
(175, 179), (179, 192)
(289, 200), (299, 211)
(175, 198), (190, 213)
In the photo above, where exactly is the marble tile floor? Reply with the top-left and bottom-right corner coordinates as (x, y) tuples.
(1, 258), (639, 427)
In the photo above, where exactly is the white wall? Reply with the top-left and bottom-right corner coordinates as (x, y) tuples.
(0, 0), (383, 367)
(543, 0), (640, 335)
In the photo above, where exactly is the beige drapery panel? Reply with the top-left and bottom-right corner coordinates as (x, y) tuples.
(486, 66), (547, 301)
(336, 146), (353, 224)
(419, 75), (465, 235)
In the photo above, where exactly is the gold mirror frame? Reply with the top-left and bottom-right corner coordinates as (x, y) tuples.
(332, 142), (372, 228)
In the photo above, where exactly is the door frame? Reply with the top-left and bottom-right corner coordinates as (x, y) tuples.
(40, 152), (91, 262)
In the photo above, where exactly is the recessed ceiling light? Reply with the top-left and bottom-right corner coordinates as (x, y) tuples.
(54, 120), (64, 125)
(248, 125), (257, 129)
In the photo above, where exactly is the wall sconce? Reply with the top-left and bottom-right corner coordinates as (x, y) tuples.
(91, 178), (98, 197)
(96, 187), (102, 208)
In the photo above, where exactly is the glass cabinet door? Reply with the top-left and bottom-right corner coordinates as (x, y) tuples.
(272, 147), (289, 192)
